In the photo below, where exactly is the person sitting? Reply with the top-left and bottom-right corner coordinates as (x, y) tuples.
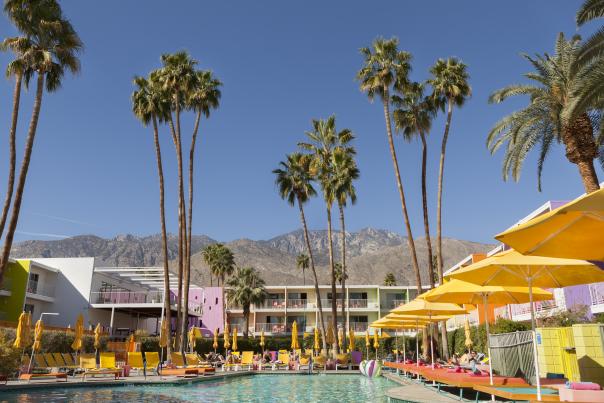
(448, 353), (460, 366)
(262, 351), (272, 364)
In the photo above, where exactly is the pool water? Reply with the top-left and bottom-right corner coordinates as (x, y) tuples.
(0, 374), (396, 402)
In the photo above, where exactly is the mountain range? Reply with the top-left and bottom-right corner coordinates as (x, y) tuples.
(11, 228), (493, 286)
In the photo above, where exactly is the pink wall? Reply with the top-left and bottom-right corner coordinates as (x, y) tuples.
(200, 287), (224, 337)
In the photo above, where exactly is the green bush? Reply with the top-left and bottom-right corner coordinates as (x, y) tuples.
(0, 329), (21, 377)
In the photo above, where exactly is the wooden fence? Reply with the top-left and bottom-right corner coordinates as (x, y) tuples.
(489, 330), (536, 384)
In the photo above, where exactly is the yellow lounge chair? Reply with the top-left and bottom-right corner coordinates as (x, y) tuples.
(145, 351), (160, 369)
(62, 353), (77, 367)
(314, 355), (327, 369)
(336, 353), (350, 370)
(33, 354), (48, 370)
(273, 352), (289, 370)
(43, 353), (61, 369)
(298, 354), (312, 371)
(240, 351), (254, 370)
(128, 352), (145, 376)
(82, 353), (121, 381)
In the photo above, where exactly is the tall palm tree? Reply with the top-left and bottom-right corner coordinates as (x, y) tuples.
(296, 253), (309, 285)
(334, 263), (348, 286)
(332, 147), (359, 337)
(487, 33), (602, 194)
(383, 272), (396, 286)
(356, 37), (423, 293)
(0, 2), (82, 281)
(427, 58), (470, 360)
(202, 243), (217, 286)
(226, 266), (267, 338)
(181, 69), (221, 347)
(426, 58), (470, 287)
(392, 81), (436, 289)
(132, 75), (173, 356)
(299, 115), (353, 354)
(273, 152), (327, 352)
(156, 51), (198, 349)
(204, 243), (235, 325)
(577, 0), (604, 68)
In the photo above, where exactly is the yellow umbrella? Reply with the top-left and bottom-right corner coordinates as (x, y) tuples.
(337, 327), (343, 350)
(159, 319), (169, 348)
(495, 188), (604, 261)
(325, 321), (335, 346)
(212, 328), (219, 351)
(291, 321), (300, 350)
(223, 323), (231, 350)
(232, 326), (238, 352)
(13, 312), (29, 349)
(71, 313), (84, 352)
(373, 330), (379, 359)
(188, 327), (196, 352)
(464, 317), (473, 352)
(24, 312), (32, 345)
(260, 330), (265, 350)
(128, 333), (136, 352)
(32, 319), (43, 352)
(313, 327), (320, 352)
(93, 323), (102, 351)
(348, 328), (355, 352)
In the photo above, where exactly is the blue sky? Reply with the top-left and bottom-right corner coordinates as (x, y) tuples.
(0, 1), (600, 244)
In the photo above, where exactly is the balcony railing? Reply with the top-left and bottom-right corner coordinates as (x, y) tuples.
(256, 323), (286, 333)
(349, 322), (368, 332)
(391, 299), (406, 308)
(321, 299), (345, 309)
(286, 299), (308, 309)
(511, 300), (558, 317)
(589, 283), (604, 306)
(259, 299), (287, 309)
(26, 283), (55, 298)
(348, 299), (368, 309)
(91, 290), (164, 304)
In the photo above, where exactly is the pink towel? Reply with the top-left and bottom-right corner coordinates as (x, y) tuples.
(568, 382), (601, 391)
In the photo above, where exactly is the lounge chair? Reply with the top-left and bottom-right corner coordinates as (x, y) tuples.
(145, 351), (160, 370)
(43, 353), (64, 370)
(350, 351), (362, 369)
(240, 351), (254, 370)
(336, 353), (350, 370)
(32, 354), (48, 370)
(313, 355), (327, 370)
(298, 354), (312, 371)
(128, 352), (147, 377)
(185, 353), (212, 368)
(81, 353), (121, 381)
(62, 353), (78, 368)
(272, 352), (289, 370)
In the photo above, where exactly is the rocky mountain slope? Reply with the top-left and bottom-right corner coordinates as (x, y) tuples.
(12, 228), (493, 286)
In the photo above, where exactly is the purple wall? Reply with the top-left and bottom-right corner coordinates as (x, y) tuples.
(564, 284), (596, 318)
(200, 287), (224, 337)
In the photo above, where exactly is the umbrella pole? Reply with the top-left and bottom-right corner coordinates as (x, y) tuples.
(430, 315), (434, 369)
(402, 330), (406, 377)
(483, 294), (495, 402)
(528, 278), (542, 401)
(416, 322), (419, 368)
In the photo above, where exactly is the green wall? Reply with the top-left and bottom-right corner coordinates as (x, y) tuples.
(0, 259), (30, 322)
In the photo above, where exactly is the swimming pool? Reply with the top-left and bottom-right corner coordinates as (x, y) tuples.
(0, 374), (396, 402)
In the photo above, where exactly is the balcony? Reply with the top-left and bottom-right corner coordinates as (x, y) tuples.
(348, 299), (368, 309)
(255, 322), (286, 334)
(286, 299), (308, 309)
(321, 299), (345, 309)
(349, 322), (368, 332)
(390, 299), (406, 309)
(0, 278), (11, 297)
(511, 300), (558, 318)
(26, 283), (55, 301)
(91, 290), (164, 305)
(589, 283), (604, 313)
(258, 299), (287, 310)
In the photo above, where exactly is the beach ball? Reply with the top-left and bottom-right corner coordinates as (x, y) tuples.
(359, 360), (381, 378)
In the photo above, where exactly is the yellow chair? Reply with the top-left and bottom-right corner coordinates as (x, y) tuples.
(82, 353), (121, 381)
(314, 355), (327, 369)
(274, 352), (289, 370)
(80, 354), (97, 370)
(336, 353), (349, 370)
(43, 353), (59, 368)
(170, 352), (186, 367)
(62, 353), (77, 367)
(99, 352), (118, 370)
(128, 352), (145, 375)
(145, 352), (160, 369)
(240, 351), (254, 370)
(299, 354), (312, 371)
(33, 354), (48, 369)
(185, 353), (212, 368)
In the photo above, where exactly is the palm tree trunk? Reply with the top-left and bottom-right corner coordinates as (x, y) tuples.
(381, 89), (422, 293)
(338, 203), (347, 347)
(0, 73), (45, 281)
(221, 275), (227, 329)
(436, 99), (453, 360)
(562, 114), (600, 193)
(419, 131), (434, 289)
(326, 205), (339, 355)
(576, 160), (600, 193)
(0, 72), (22, 242)
(151, 115), (172, 357)
(297, 197), (327, 352)
(244, 311), (250, 339)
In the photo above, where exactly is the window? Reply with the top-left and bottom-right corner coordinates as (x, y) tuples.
(215, 297), (218, 305)
(27, 273), (39, 294)
(24, 304), (34, 316)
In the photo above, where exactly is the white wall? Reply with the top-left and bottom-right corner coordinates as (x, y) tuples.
(31, 257), (95, 328)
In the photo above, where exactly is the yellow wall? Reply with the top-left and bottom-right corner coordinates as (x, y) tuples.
(573, 323), (604, 387)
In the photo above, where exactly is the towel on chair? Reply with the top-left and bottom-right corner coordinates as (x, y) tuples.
(566, 381), (601, 391)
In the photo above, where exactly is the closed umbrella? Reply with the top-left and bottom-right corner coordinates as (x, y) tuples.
(495, 188), (604, 261)
(365, 330), (370, 359)
(159, 318), (169, 348)
(13, 312), (29, 349)
(212, 328), (219, 353)
(291, 321), (300, 350)
(337, 327), (343, 351)
(232, 326), (238, 352)
(373, 330), (379, 359)
(223, 322), (231, 352)
(28, 319), (44, 372)
(188, 328), (196, 352)
(94, 323), (102, 351)
(464, 318), (473, 353)
(348, 328), (355, 352)
(313, 327), (320, 353)
(448, 249), (603, 401)
(259, 330), (265, 353)
(71, 313), (84, 352)
(325, 322), (335, 347)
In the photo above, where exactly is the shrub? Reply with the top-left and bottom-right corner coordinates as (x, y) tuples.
(0, 329), (21, 377)
(541, 305), (591, 327)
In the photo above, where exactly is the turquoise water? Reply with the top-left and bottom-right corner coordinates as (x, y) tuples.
(0, 374), (395, 402)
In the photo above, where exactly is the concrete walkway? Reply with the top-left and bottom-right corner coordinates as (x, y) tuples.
(383, 373), (467, 403)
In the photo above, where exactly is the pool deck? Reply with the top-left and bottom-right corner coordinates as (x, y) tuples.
(0, 369), (360, 392)
(383, 373), (464, 403)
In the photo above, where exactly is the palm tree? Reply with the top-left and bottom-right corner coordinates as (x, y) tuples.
(356, 37), (423, 294)
(299, 115), (353, 354)
(426, 58), (470, 287)
(203, 243), (235, 324)
(273, 152), (327, 352)
(392, 81), (436, 289)
(487, 33), (602, 194)
(331, 147), (359, 337)
(577, 0), (604, 68)
(182, 69), (221, 348)
(0, 2), (82, 281)
(383, 272), (396, 286)
(132, 75), (173, 356)
(155, 51), (198, 349)
(296, 253), (309, 285)
(226, 266), (267, 338)
(202, 243), (217, 286)
(334, 263), (348, 286)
